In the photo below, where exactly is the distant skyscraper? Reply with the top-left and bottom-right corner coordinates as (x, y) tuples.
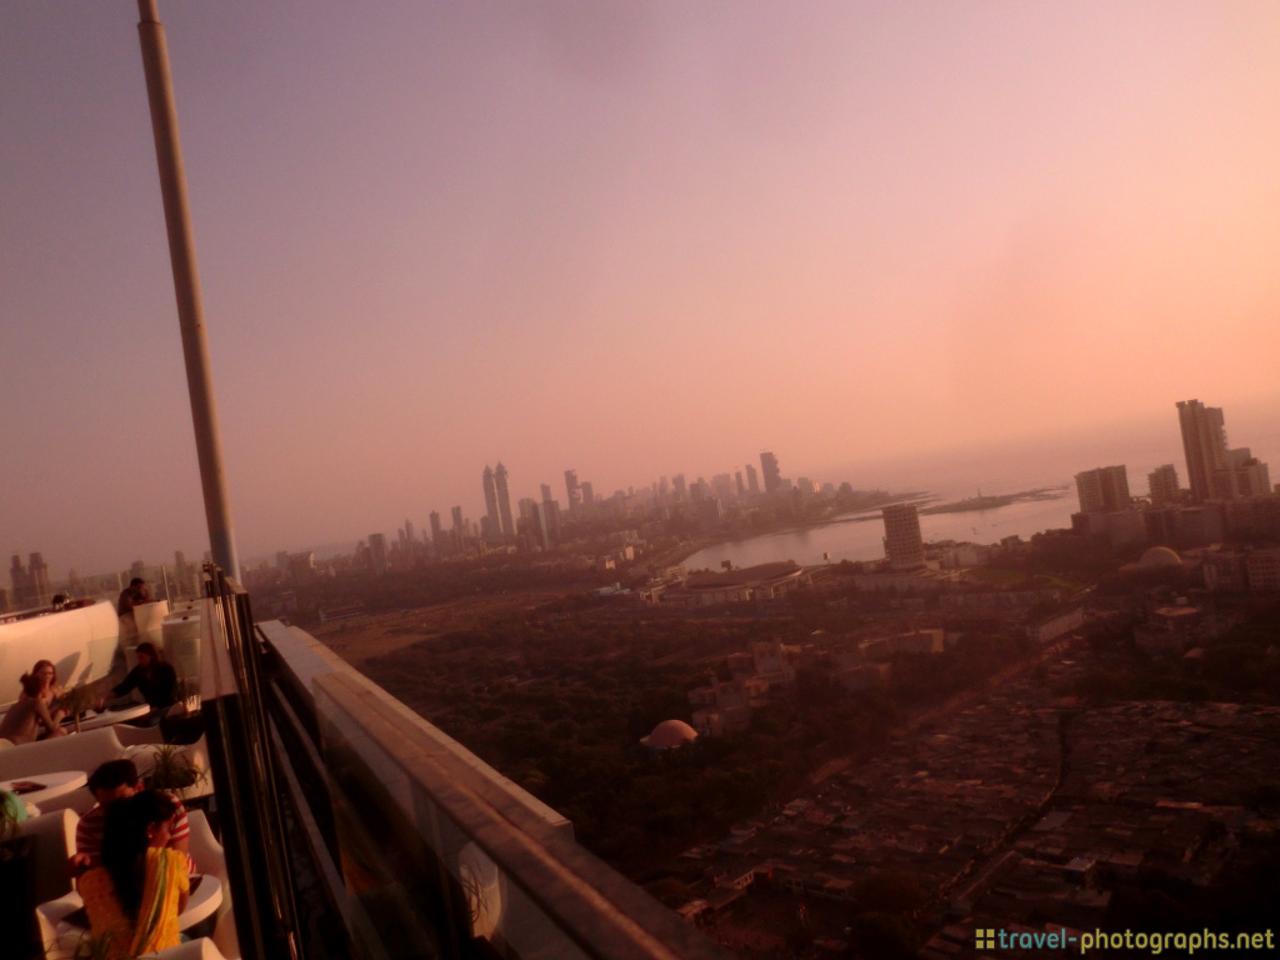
(1147, 464), (1180, 507)
(564, 469), (581, 513)
(1177, 400), (1228, 503)
(405, 519), (415, 544)
(429, 510), (444, 552)
(745, 463), (760, 495)
(540, 482), (554, 503)
(760, 451), (782, 495)
(580, 481), (594, 508)
(367, 534), (388, 576)
(1218, 448), (1272, 499)
(672, 474), (687, 501)
(1074, 466), (1131, 514)
(712, 473), (734, 502)
(882, 504), (925, 570)
(10, 555), (32, 609)
(27, 552), (50, 607)
(494, 462), (515, 537)
(451, 506), (465, 543)
(482, 466), (500, 540)
(735, 471), (745, 497)
(540, 492), (561, 546)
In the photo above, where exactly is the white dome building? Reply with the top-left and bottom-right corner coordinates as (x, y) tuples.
(1137, 546), (1182, 570)
(640, 719), (698, 750)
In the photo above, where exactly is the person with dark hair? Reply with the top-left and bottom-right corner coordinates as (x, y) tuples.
(116, 578), (151, 618)
(0, 672), (66, 744)
(78, 790), (189, 959)
(110, 642), (178, 716)
(74, 759), (191, 870)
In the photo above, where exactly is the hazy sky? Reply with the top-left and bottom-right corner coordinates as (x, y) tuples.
(3, 1), (1278, 577)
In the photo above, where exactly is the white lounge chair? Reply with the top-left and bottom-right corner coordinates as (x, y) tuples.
(186, 810), (240, 959)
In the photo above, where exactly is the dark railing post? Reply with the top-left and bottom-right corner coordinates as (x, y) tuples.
(202, 566), (303, 959)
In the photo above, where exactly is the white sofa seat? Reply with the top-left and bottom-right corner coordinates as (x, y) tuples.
(0, 728), (128, 781)
(19, 807), (79, 906)
(187, 810), (240, 959)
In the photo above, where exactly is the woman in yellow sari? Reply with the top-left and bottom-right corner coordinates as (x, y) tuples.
(78, 790), (190, 959)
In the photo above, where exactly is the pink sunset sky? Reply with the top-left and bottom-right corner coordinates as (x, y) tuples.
(2, 1), (1278, 577)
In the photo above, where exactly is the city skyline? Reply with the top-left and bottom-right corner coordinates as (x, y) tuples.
(4, 2), (1280, 576)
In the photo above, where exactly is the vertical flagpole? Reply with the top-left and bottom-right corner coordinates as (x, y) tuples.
(137, 0), (240, 581)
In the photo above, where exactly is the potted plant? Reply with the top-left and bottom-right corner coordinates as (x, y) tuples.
(145, 745), (207, 802)
(0, 791), (41, 958)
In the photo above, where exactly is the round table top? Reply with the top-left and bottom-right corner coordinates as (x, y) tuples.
(0, 769), (87, 806)
(67, 702), (152, 731)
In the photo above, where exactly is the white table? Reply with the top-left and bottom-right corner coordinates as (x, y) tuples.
(67, 702), (152, 731)
(0, 769), (87, 808)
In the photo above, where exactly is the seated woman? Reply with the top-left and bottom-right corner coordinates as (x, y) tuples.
(78, 790), (190, 960)
(109, 642), (179, 723)
(28, 658), (67, 731)
(0, 672), (67, 744)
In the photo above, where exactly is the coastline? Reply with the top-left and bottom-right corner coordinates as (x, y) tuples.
(673, 486), (1070, 570)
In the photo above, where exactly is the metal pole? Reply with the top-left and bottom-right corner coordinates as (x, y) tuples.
(137, 0), (240, 581)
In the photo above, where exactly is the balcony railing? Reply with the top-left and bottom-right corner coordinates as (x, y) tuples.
(202, 570), (727, 960)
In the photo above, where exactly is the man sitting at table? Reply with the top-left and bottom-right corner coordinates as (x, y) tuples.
(73, 759), (193, 872)
(109, 641), (179, 722)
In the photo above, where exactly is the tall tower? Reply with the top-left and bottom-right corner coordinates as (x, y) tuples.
(1177, 400), (1228, 503)
(481, 466), (500, 540)
(1147, 465), (1180, 507)
(10, 555), (31, 609)
(429, 511), (445, 554)
(564, 469), (581, 513)
(760, 451), (782, 495)
(367, 534), (388, 576)
(745, 463), (760, 495)
(1074, 466), (1130, 514)
(494, 462), (515, 537)
(882, 504), (925, 570)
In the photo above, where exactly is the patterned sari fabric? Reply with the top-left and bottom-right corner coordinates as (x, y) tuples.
(79, 847), (190, 959)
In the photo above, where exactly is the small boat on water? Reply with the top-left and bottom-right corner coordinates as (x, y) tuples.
(0, 600), (122, 710)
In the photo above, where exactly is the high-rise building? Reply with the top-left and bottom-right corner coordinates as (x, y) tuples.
(539, 483), (554, 503)
(1147, 464), (1181, 507)
(1074, 466), (1131, 514)
(1216, 448), (1272, 500)
(451, 506), (465, 545)
(540, 491), (561, 546)
(494, 463), (515, 537)
(760, 451), (782, 495)
(745, 463), (760, 495)
(712, 474), (735, 502)
(482, 466), (501, 540)
(672, 474), (687, 501)
(405, 520), (415, 544)
(580, 481), (594, 508)
(564, 469), (581, 513)
(429, 511), (445, 553)
(27, 552), (51, 608)
(1177, 400), (1228, 502)
(882, 504), (925, 570)
(367, 534), (388, 576)
(10, 554), (32, 609)
(735, 471), (745, 497)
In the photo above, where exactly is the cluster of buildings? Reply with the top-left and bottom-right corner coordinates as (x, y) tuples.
(1, 549), (206, 614)
(1071, 399), (1278, 551)
(923, 700), (1280, 957)
(668, 664), (1063, 925)
(4, 552), (51, 611)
